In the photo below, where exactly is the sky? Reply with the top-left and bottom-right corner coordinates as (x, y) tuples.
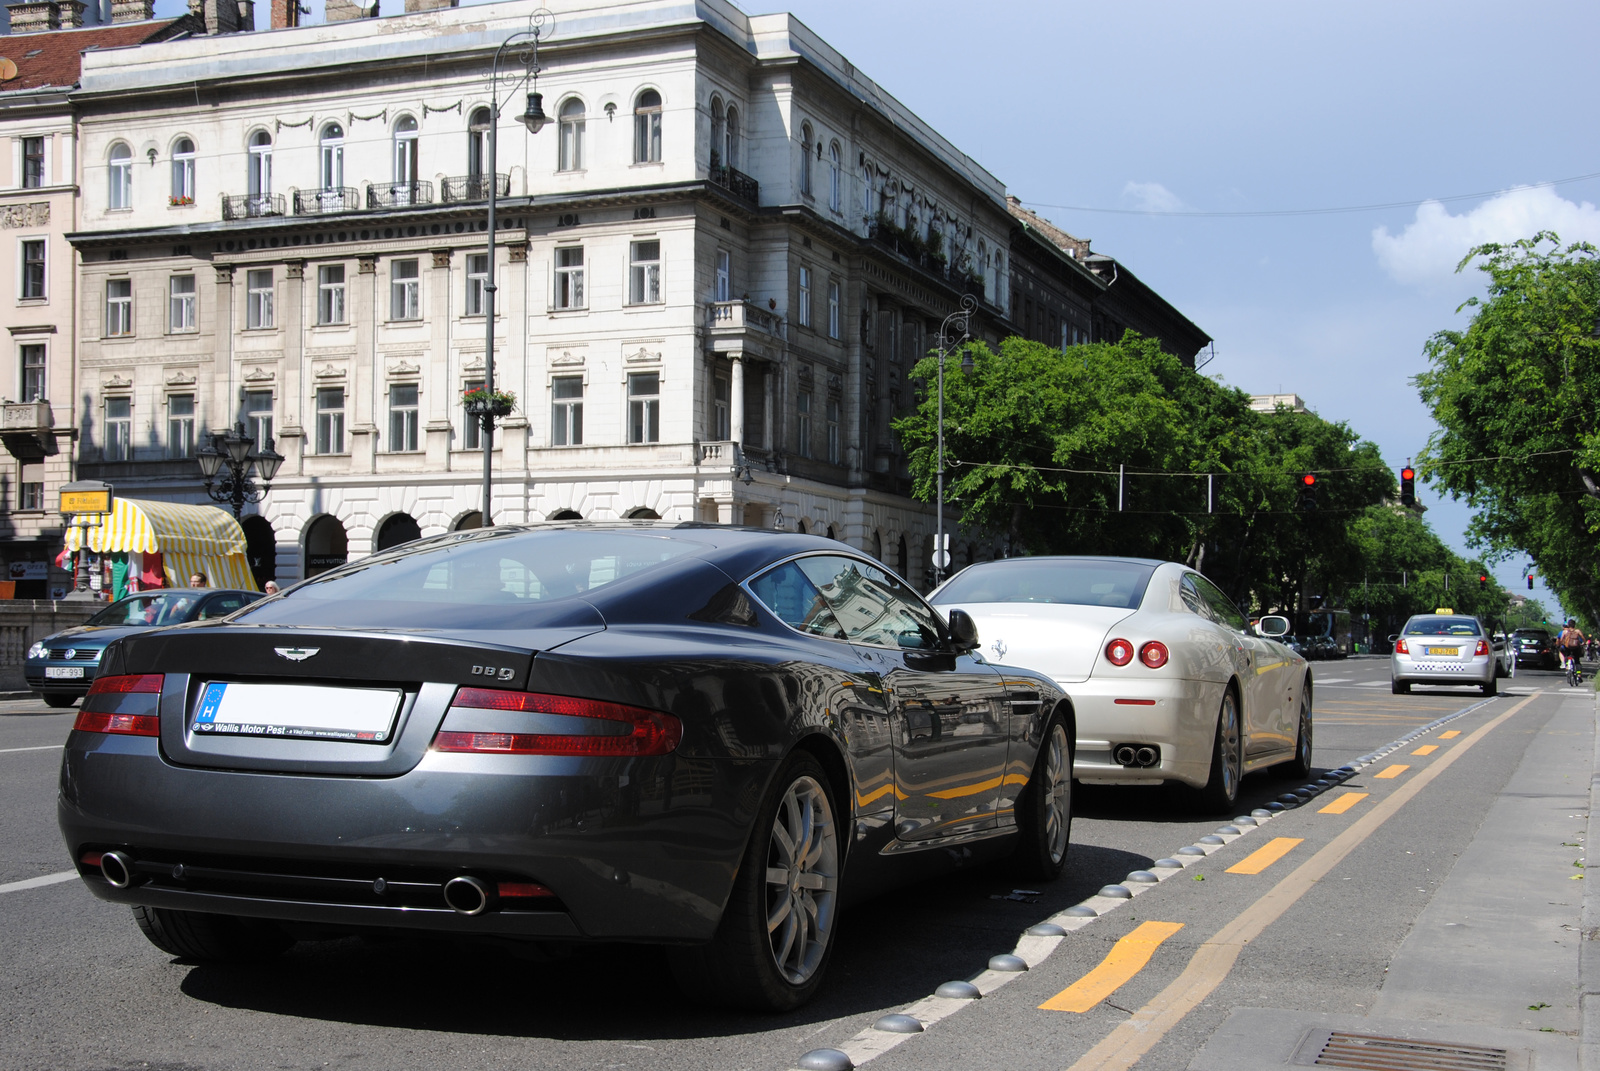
(150, 0), (1599, 608)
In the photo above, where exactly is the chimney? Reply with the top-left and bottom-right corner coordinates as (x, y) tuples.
(236, 0), (252, 28)
(58, 0), (83, 24)
(109, 0), (153, 22)
(324, 0), (375, 20)
(7, 0), (59, 31)
(403, 0), (456, 11)
(187, 0), (239, 32)
(269, 0), (298, 27)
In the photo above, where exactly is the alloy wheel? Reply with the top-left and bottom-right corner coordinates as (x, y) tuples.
(1297, 696), (1312, 769)
(1042, 722), (1071, 865)
(763, 774), (839, 986)
(1220, 691), (1241, 797)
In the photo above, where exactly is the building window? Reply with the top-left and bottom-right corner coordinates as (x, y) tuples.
(105, 279), (132, 336)
(554, 246), (584, 309)
(22, 136), (44, 189)
(826, 399), (840, 464)
(108, 143), (132, 210)
(828, 142), (841, 213)
(714, 373), (729, 440)
(167, 393), (195, 458)
(388, 383), (419, 451)
(797, 265), (811, 327)
(393, 116), (419, 186)
(629, 240), (661, 304)
(246, 268), (273, 329)
(462, 378), (483, 449)
(558, 98), (585, 171)
(104, 396), (131, 460)
(319, 123), (344, 190)
(797, 390), (812, 458)
(315, 387), (345, 454)
(724, 105), (740, 169)
(19, 344), (45, 402)
(243, 389), (272, 446)
(799, 123), (813, 198)
(995, 251), (1008, 314)
(715, 249), (730, 302)
(247, 131), (272, 200)
(20, 239), (44, 299)
(827, 280), (840, 339)
(19, 480), (42, 510)
(169, 274), (197, 332)
(390, 259), (420, 320)
(633, 89), (662, 164)
(861, 163), (874, 224)
(710, 96), (724, 166)
(468, 107), (490, 179)
(171, 138), (195, 204)
(318, 264), (346, 325)
(628, 372), (660, 443)
(465, 253), (488, 316)
(551, 375), (583, 446)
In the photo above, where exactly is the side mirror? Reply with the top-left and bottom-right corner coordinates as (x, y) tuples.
(946, 608), (980, 652)
(1256, 614), (1291, 638)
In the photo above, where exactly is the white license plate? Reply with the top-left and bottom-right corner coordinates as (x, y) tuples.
(45, 666), (84, 679)
(192, 681), (401, 743)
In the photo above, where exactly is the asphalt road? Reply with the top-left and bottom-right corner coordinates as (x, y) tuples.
(0, 658), (1590, 1071)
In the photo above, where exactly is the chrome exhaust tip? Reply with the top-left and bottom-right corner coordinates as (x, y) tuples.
(442, 875), (491, 916)
(1113, 744), (1138, 767)
(100, 851), (135, 889)
(1135, 746), (1158, 767)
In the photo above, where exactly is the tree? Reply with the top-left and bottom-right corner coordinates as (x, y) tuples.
(1416, 231), (1600, 623)
(1347, 505), (1509, 632)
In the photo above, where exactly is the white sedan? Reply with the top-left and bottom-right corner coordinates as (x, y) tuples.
(930, 556), (1312, 812)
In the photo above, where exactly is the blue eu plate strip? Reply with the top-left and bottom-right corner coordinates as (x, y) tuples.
(195, 682), (227, 724)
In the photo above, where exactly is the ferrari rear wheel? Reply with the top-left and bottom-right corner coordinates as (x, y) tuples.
(1012, 713), (1071, 880)
(132, 906), (292, 961)
(668, 750), (841, 1011)
(1193, 688), (1242, 814)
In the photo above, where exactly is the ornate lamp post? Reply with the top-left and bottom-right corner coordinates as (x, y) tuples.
(196, 423), (284, 519)
(933, 294), (977, 587)
(476, 9), (554, 526)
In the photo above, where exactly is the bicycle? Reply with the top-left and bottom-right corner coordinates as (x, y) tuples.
(1565, 651), (1585, 689)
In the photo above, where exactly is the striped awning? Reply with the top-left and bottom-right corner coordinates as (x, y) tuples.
(64, 498), (247, 556)
(162, 550), (257, 592)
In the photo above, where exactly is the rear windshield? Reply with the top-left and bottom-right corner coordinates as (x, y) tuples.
(237, 529), (704, 627)
(931, 559), (1156, 611)
(1403, 616), (1482, 637)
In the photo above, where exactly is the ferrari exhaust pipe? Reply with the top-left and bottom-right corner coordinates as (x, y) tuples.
(443, 875), (491, 916)
(100, 851), (135, 889)
(1113, 745), (1138, 767)
(1135, 746), (1158, 767)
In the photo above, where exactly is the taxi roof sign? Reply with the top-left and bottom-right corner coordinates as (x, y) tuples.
(1434, 607), (1455, 615)
(59, 480), (113, 515)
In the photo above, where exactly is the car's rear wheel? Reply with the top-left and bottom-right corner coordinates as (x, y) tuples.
(1285, 685), (1313, 779)
(41, 692), (76, 708)
(132, 906), (292, 961)
(669, 750), (840, 1011)
(1012, 713), (1071, 880)
(1391, 680), (1410, 695)
(1481, 678), (1497, 697)
(1193, 689), (1242, 813)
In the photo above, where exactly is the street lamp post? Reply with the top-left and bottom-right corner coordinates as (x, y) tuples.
(478, 10), (553, 527)
(933, 294), (977, 587)
(196, 423), (284, 519)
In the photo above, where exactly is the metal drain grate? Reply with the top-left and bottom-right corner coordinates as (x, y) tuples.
(1295, 1031), (1511, 1071)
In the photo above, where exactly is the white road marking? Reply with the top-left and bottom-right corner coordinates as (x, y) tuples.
(1313, 678), (1352, 684)
(0, 744), (62, 754)
(0, 870), (78, 895)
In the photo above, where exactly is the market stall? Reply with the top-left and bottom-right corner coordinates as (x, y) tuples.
(63, 499), (258, 597)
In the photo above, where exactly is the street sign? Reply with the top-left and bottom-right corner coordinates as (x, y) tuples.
(932, 549), (951, 569)
(59, 480), (113, 515)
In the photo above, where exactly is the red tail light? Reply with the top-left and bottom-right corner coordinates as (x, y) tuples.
(1105, 639), (1134, 666)
(1474, 639), (1489, 656)
(433, 688), (682, 757)
(86, 674), (162, 695)
(1395, 639), (1409, 655)
(1139, 641), (1169, 669)
(497, 882), (555, 899)
(73, 710), (160, 736)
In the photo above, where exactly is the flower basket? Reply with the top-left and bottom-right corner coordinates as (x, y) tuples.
(168, 195), (194, 207)
(462, 386), (516, 418)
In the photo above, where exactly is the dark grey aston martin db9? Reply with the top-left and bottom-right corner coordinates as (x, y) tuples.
(59, 523), (1072, 1010)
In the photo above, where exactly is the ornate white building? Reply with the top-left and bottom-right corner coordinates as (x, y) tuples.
(67, 0), (1024, 586)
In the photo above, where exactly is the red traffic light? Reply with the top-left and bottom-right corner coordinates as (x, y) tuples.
(1301, 473), (1317, 487)
(1401, 467), (1415, 481)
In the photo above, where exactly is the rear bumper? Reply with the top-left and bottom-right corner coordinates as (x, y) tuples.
(1062, 676), (1222, 789)
(1390, 654), (1495, 685)
(58, 732), (772, 943)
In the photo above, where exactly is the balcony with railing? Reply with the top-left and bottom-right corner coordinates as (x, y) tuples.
(294, 187), (360, 216)
(704, 299), (787, 359)
(0, 400), (53, 460)
(441, 173), (511, 202)
(709, 165), (759, 205)
(222, 193), (286, 221)
(367, 181), (435, 209)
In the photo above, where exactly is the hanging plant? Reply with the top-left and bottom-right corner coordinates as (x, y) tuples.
(462, 385), (516, 417)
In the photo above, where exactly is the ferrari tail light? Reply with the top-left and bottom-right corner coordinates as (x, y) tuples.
(1395, 638), (1409, 655)
(1474, 639), (1489, 656)
(74, 674), (163, 737)
(1139, 641), (1169, 669)
(1105, 639), (1134, 667)
(433, 688), (682, 757)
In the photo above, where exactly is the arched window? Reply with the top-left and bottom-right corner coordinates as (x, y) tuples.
(108, 142), (132, 210)
(978, 238), (988, 296)
(799, 122), (813, 198)
(393, 115), (419, 186)
(247, 131), (272, 200)
(709, 96), (724, 168)
(724, 105), (739, 169)
(468, 106), (491, 179)
(828, 141), (841, 213)
(170, 138), (195, 204)
(634, 89), (662, 163)
(558, 98), (585, 172)
(319, 123), (344, 190)
(861, 163), (874, 225)
(995, 251), (1009, 313)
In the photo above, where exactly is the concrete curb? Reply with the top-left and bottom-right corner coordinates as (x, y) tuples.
(1582, 687), (1599, 1071)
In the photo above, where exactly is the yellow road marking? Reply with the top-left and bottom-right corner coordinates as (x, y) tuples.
(1063, 693), (1534, 1071)
(1318, 792), (1369, 815)
(1411, 744), (1439, 755)
(1225, 837), (1303, 875)
(1374, 764), (1410, 779)
(1039, 922), (1185, 1013)
(1439, 730), (1461, 739)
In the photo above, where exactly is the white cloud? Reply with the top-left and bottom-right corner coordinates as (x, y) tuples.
(1122, 180), (1185, 214)
(1372, 185), (1600, 286)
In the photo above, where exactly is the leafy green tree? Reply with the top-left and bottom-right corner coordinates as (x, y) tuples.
(1346, 505), (1509, 632)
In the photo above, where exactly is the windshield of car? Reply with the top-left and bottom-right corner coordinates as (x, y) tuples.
(87, 592), (201, 627)
(1403, 616), (1482, 637)
(932, 559), (1156, 610)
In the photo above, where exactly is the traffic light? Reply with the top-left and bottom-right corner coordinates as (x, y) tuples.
(1296, 472), (1318, 512)
(1400, 466), (1416, 507)
(1528, 575), (1535, 590)
(1479, 573), (1488, 590)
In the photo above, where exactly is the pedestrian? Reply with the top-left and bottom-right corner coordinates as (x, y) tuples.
(189, 572), (207, 587)
(263, 580), (280, 595)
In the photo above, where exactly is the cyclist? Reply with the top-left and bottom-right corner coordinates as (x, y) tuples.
(1558, 619), (1587, 685)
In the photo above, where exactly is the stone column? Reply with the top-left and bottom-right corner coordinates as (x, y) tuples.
(729, 353), (744, 447)
(425, 248), (453, 470)
(282, 260), (306, 475)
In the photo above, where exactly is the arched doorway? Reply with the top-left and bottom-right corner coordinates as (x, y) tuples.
(871, 530), (882, 562)
(626, 507), (660, 520)
(453, 511), (483, 531)
(797, 519), (807, 534)
(896, 534), (908, 575)
(376, 513), (421, 551)
(242, 515), (277, 590)
(826, 525), (837, 541)
(548, 509), (582, 521)
(303, 515), (348, 578)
